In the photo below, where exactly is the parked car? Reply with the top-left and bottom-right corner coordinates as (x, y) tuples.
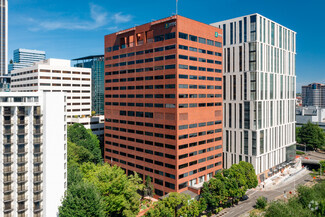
(241, 195), (249, 201)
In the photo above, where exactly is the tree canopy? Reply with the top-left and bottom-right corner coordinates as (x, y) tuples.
(201, 161), (258, 210)
(67, 123), (102, 164)
(145, 192), (206, 217)
(298, 122), (325, 150)
(59, 181), (105, 217)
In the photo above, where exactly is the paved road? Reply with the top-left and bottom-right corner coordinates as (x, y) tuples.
(305, 151), (325, 161)
(214, 171), (313, 217)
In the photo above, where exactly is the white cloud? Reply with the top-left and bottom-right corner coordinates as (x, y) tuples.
(28, 3), (132, 31)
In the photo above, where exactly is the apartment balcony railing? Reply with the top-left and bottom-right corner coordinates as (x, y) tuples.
(33, 148), (43, 154)
(3, 139), (12, 144)
(18, 205), (27, 213)
(4, 112), (12, 116)
(4, 148), (12, 155)
(4, 203), (13, 213)
(17, 112), (26, 116)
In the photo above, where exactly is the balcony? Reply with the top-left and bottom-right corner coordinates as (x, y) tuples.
(18, 186), (28, 194)
(4, 194), (13, 202)
(33, 130), (43, 135)
(18, 166), (27, 174)
(17, 129), (28, 135)
(3, 166), (13, 174)
(33, 166), (43, 174)
(33, 139), (43, 145)
(4, 177), (13, 184)
(17, 176), (27, 184)
(33, 186), (43, 193)
(33, 156), (42, 164)
(4, 185), (13, 193)
(33, 176), (43, 183)
(3, 139), (12, 144)
(18, 194), (28, 202)
(18, 205), (27, 213)
(33, 119), (42, 125)
(3, 129), (13, 135)
(3, 119), (12, 125)
(34, 147), (43, 154)
(17, 139), (27, 145)
(18, 148), (27, 154)
(34, 205), (43, 213)
(17, 157), (27, 164)
(17, 120), (27, 125)
(17, 112), (26, 117)
(3, 157), (13, 165)
(33, 194), (42, 202)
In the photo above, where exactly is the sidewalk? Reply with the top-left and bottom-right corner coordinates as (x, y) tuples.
(257, 160), (307, 191)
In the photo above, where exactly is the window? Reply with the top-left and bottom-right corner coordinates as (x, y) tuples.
(199, 37), (206, 44)
(179, 45), (188, 50)
(189, 35), (197, 41)
(189, 47), (197, 52)
(179, 32), (188, 39)
(165, 32), (176, 40)
(215, 42), (222, 47)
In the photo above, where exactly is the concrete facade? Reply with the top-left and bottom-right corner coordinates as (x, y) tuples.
(0, 92), (67, 217)
(211, 14), (296, 182)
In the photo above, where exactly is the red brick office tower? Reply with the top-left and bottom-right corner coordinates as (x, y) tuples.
(104, 15), (223, 197)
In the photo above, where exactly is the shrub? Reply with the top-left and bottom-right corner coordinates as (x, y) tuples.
(256, 196), (267, 210)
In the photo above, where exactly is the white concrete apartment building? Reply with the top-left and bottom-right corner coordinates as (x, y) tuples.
(10, 59), (92, 120)
(0, 92), (67, 217)
(211, 14), (296, 182)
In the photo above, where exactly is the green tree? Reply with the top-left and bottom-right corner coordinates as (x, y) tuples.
(298, 121), (325, 150)
(80, 163), (143, 217)
(67, 141), (97, 165)
(146, 192), (202, 217)
(68, 123), (102, 163)
(144, 175), (154, 197)
(239, 161), (258, 189)
(201, 176), (227, 209)
(296, 127), (302, 144)
(59, 181), (105, 217)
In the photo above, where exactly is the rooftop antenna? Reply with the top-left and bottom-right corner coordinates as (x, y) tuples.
(176, 0), (179, 15)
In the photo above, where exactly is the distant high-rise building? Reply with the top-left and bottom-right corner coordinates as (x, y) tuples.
(0, 0), (9, 90)
(302, 83), (325, 107)
(0, 92), (67, 217)
(104, 15), (223, 196)
(73, 55), (104, 115)
(10, 59), (92, 121)
(9, 49), (46, 73)
(211, 14), (296, 182)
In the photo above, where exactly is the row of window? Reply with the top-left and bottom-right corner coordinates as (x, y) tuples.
(179, 84), (222, 89)
(106, 102), (222, 108)
(179, 64), (221, 71)
(104, 93), (221, 100)
(105, 67), (222, 75)
(179, 45), (222, 56)
(178, 32), (222, 48)
(108, 44), (176, 60)
(106, 74), (221, 83)
(106, 118), (176, 130)
(179, 120), (222, 130)
(106, 125), (176, 140)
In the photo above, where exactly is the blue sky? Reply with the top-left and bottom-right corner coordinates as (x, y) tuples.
(9, 0), (325, 92)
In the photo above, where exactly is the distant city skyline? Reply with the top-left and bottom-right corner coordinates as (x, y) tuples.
(8, 0), (325, 91)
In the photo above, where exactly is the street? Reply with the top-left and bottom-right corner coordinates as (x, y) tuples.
(214, 171), (313, 217)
